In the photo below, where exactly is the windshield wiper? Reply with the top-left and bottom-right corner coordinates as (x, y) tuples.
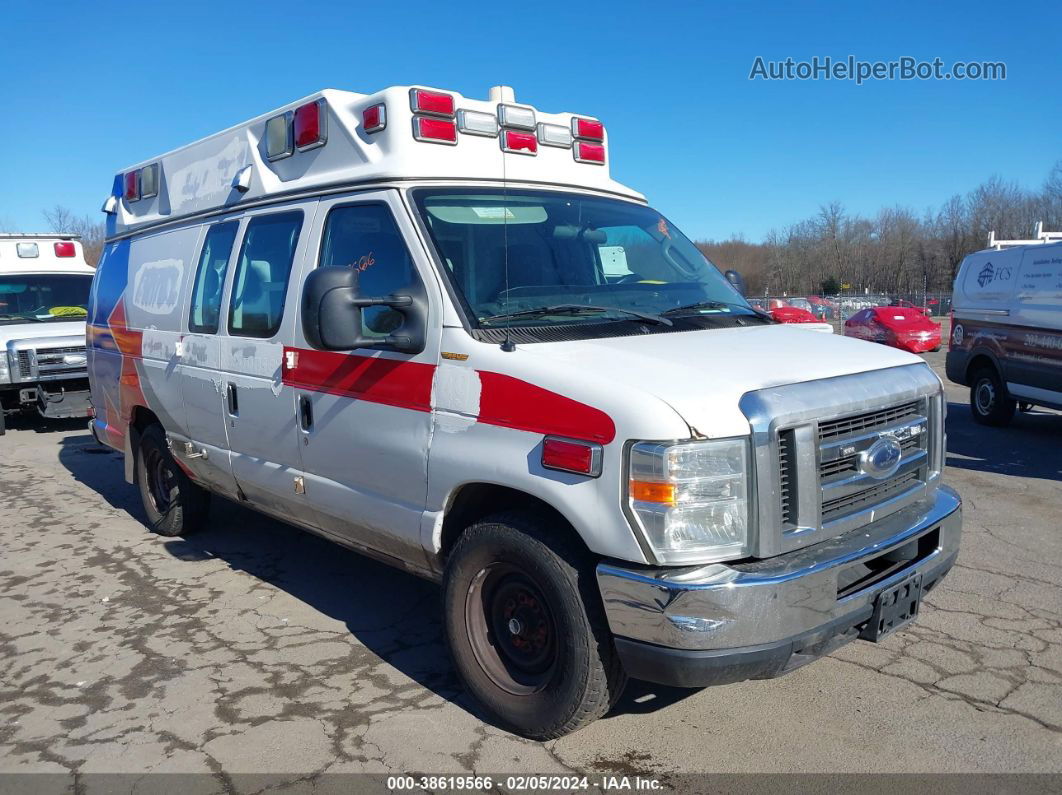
(479, 303), (672, 327)
(662, 300), (765, 318)
(0, 313), (42, 322)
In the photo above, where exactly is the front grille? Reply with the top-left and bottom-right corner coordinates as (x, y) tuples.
(819, 434), (922, 481)
(17, 350), (31, 378)
(817, 400), (920, 442)
(821, 471), (920, 521)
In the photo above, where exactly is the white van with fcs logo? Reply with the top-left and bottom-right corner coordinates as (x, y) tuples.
(946, 223), (1062, 425)
(87, 84), (961, 738)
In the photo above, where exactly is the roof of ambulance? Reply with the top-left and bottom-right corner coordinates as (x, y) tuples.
(107, 85), (645, 239)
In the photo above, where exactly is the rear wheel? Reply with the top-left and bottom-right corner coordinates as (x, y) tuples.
(970, 366), (1015, 427)
(443, 512), (626, 739)
(136, 424), (211, 536)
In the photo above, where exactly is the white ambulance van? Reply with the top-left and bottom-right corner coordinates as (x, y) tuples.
(88, 85), (961, 738)
(947, 224), (1062, 425)
(0, 234), (95, 434)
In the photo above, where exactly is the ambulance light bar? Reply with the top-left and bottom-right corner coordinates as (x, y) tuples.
(457, 109), (498, 137)
(572, 117), (604, 141)
(53, 242), (76, 258)
(123, 162), (160, 202)
(502, 129), (538, 155)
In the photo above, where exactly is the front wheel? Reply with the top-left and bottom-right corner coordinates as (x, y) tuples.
(136, 424), (211, 536)
(443, 512), (626, 739)
(970, 366), (1016, 427)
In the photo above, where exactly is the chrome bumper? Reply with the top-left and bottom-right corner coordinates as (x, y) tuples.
(597, 485), (961, 654)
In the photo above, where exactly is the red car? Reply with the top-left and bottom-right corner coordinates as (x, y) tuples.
(771, 305), (819, 324)
(844, 306), (942, 353)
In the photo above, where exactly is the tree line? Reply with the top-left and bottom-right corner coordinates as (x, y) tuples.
(697, 160), (1062, 297)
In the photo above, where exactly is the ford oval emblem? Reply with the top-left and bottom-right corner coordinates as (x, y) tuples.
(859, 435), (903, 480)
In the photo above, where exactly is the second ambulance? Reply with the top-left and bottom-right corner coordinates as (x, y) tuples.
(87, 85), (961, 739)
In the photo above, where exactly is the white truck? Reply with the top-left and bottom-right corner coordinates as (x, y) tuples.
(87, 84), (961, 738)
(0, 234), (95, 434)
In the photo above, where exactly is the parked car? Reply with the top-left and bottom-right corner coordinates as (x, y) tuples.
(0, 234), (95, 434)
(845, 306), (942, 353)
(805, 296), (835, 319)
(771, 305), (819, 324)
(87, 83), (961, 739)
(946, 224), (1062, 425)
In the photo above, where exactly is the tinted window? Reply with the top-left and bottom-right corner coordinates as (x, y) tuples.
(228, 211), (303, 338)
(188, 221), (238, 333)
(319, 204), (417, 335)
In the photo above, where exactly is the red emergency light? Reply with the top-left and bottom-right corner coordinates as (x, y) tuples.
(572, 117), (604, 141)
(362, 103), (386, 133)
(294, 100), (327, 150)
(413, 116), (457, 144)
(410, 89), (455, 117)
(53, 242), (76, 258)
(124, 171), (140, 201)
(541, 437), (602, 477)
(574, 141), (605, 165)
(502, 129), (538, 155)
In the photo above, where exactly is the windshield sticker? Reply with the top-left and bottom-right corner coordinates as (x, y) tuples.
(351, 252), (376, 272)
(657, 217), (671, 239)
(472, 207), (516, 220)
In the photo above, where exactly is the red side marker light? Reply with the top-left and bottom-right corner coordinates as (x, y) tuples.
(294, 100), (327, 150)
(502, 129), (538, 155)
(53, 242), (76, 258)
(410, 89), (455, 117)
(412, 116), (457, 144)
(572, 117), (604, 141)
(542, 437), (602, 477)
(363, 103), (386, 133)
(574, 141), (605, 165)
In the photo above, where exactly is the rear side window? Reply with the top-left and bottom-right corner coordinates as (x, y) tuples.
(228, 211), (304, 338)
(319, 204), (417, 335)
(188, 221), (238, 333)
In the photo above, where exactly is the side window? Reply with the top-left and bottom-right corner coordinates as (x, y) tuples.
(228, 211), (304, 338)
(319, 204), (418, 335)
(188, 221), (238, 333)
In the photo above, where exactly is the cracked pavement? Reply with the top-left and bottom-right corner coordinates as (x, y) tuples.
(1, 343), (1060, 781)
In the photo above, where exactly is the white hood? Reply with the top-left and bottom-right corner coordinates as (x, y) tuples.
(0, 320), (87, 347)
(527, 323), (927, 437)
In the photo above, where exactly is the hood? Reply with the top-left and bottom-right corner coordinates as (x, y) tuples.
(526, 323), (927, 438)
(0, 320), (87, 347)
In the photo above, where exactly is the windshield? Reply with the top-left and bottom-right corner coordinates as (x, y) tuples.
(411, 188), (754, 328)
(0, 274), (92, 322)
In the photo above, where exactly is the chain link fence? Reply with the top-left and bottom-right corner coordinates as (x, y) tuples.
(747, 291), (953, 321)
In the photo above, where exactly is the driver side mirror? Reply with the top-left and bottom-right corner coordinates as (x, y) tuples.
(724, 269), (747, 297)
(301, 267), (427, 354)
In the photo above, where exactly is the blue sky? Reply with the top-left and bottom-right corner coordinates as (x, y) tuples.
(1, 0), (1058, 241)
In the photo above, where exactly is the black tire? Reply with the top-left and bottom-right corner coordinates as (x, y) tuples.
(136, 424), (211, 536)
(443, 512), (627, 739)
(970, 366), (1016, 427)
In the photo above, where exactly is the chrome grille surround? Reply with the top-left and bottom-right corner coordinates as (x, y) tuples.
(5, 336), (89, 383)
(739, 364), (944, 558)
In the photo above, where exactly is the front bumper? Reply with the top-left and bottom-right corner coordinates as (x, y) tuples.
(34, 383), (93, 419)
(597, 485), (961, 687)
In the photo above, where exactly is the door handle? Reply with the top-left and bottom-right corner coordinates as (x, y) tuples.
(227, 383), (239, 416)
(299, 394), (313, 431)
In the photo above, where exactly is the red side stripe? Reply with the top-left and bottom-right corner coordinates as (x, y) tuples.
(282, 347), (615, 445)
(283, 347), (434, 412)
(477, 371), (616, 444)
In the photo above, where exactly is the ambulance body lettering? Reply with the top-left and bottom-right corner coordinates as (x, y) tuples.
(88, 84), (961, 739)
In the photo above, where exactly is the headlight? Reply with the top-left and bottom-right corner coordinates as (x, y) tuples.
(0, 354), (9, 384)
(627, 437), (750, 564)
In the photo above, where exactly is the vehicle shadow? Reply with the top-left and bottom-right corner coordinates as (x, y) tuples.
(944, 400), (1062, 482)
(3, 413), (88, 434)
(55, 435), (699, 733)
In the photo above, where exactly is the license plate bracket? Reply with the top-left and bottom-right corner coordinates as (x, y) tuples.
(859, 571), (923, 642)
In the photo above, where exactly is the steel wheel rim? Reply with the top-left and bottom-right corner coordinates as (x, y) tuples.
(144, 447), (176, 515)
(975, 379), (995, 414)
(464, 562), (558, 696)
